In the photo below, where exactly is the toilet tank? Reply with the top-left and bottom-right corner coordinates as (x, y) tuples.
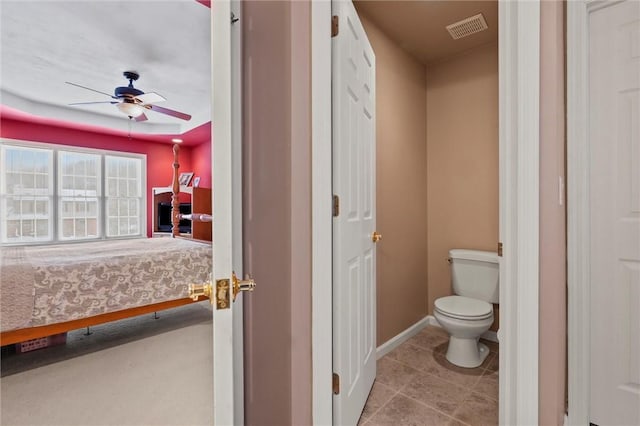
(450, 249), (499, 304)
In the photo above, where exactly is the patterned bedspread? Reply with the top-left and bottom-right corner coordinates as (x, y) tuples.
(0, 238), (212, 332)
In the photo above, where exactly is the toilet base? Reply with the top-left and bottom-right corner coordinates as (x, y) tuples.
(445, 338), (490, 368)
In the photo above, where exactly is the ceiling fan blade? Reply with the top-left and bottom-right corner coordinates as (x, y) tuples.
(66, 82), (117, 99)
(146, 105), (191, 121)
(68, 101), (119, 105)
(135, 92), (166, 104)
(135, 113), (149, 122)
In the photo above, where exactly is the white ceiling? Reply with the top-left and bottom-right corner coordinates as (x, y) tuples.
(0, 0), (211, 135)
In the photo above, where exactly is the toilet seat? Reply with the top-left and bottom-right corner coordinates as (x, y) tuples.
(434, 296), (493, 320)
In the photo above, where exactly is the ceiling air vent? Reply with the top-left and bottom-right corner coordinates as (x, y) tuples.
(446, 13), (488, 40)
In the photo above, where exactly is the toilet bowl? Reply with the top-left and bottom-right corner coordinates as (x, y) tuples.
(434, 295), (493, 368)
(434, 249), (499, 368)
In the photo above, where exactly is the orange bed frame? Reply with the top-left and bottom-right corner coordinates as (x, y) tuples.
(0, 297), (209, 346)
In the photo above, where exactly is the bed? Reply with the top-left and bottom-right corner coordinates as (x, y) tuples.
(0, 144), (213, 346)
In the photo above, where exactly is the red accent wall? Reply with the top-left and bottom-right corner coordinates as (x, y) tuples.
(0, 118), (193, 237)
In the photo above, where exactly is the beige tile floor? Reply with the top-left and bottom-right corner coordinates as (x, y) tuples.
(359, 326), (498, 426)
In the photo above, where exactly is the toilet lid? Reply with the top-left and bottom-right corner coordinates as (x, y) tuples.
(434, 296), (493, 320)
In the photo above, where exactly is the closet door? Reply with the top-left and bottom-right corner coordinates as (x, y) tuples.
(588, 1), (640, 424)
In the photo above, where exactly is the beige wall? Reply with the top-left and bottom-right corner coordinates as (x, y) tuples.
(359, 14), (429, 345)
(539, 1), (566, 423)
(426, 43), (499, 327)
(242, 2), (312, 424)
(360, 13), (499, 341)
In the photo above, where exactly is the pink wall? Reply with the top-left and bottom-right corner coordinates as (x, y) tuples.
(242, 1), (313, 424)
(191, 138), (212, 188)
(539, 1), (567, 423)
(0, 118), (193, 237)
(242, 1), (292, 423)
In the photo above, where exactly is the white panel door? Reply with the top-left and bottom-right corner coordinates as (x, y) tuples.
(332, 1), (376, 424)
(589, 1), (640, 424)
(212, 1), (246, 425)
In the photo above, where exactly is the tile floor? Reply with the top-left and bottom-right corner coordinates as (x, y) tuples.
(359, 326), (498, 426)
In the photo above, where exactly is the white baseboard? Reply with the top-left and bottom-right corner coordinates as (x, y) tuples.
(376, 316), (431, 359)
(426, 315), (440, 328)
(376, 315), (499, 359)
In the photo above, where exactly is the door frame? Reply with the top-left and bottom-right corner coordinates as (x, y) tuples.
(498, 1), (540, 424)
(311, 1), (541, 424)
(311, 1), (333, 424)
(566, 1), (620, 424)
(229, 0), (244, 423)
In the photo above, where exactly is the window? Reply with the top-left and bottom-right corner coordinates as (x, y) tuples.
(0, 140), (146, 244)
(59, 151), (100, 240)
(105, 156), (142, 237)
(2, 145), (53, 243)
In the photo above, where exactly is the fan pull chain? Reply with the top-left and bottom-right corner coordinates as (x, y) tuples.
(128, 117), (132, 140)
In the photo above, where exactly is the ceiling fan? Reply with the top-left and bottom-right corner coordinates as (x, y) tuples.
(66, 71), (191, 122)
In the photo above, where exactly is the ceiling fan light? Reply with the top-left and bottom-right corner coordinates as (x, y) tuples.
(117, 102), (145, 118)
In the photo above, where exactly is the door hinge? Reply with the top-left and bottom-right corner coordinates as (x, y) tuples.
(332, 15), (339, 37)
(498, 242), (503, 257)
(332, 373), (340, 394)
(333, 195), (340, 217)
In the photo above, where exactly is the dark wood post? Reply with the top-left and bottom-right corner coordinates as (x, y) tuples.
(171, 143), (180, 238)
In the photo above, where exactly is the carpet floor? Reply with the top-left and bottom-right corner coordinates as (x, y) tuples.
(1, 303), (214, 426)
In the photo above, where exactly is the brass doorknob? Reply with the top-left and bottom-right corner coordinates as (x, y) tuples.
(372, 231), (382, 243)
(232, 272), (256, 301)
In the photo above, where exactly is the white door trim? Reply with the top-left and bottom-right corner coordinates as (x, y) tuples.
(566, 2), (590, 423)
(311, 1), (333, 425)
(566, 1), (627, 424)
(229, 0), (244, 423)
(498, 1), (540, 425)
(311, 1), (541, 424)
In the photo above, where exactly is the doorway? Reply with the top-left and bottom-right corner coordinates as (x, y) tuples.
(2, 1), (218, 424)
(312, 1), (542, 424)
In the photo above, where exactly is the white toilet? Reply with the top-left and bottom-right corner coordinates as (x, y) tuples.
(434, 249), (499, 368)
